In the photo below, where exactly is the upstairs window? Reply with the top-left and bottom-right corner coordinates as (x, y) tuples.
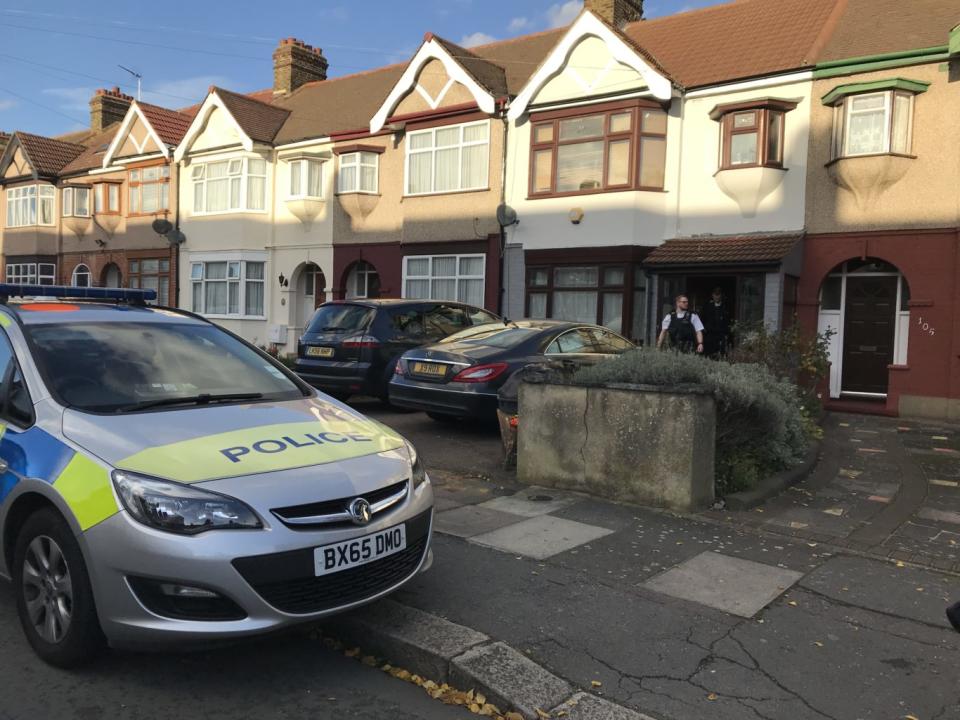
(338, 153), (379, 194)
(191, 158), (266, 214)
(129, 165), (170, 215)
(289, 159), (324, 199)
(6, 186), (55, 227)
(832, 91), (914, 158)
(529, 105), (667, 196)
(406, 121), (489, 195)
(62, 186), (91, 218)
(94, 183), (120, 214)
(720, 109), (784, 168)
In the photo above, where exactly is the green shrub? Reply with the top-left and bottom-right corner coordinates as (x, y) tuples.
(574, 348), (812, 495)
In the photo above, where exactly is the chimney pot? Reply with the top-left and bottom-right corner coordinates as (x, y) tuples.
(583, 0), (644, 27)
(89, 87), (133, 132)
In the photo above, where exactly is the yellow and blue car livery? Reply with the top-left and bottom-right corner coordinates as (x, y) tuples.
(0, 291), (433, 657)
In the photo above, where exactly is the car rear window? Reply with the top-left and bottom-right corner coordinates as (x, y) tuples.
(26, 322), (305, 413)
(440, 324), (539, 349)
(306, 304), (374, 334)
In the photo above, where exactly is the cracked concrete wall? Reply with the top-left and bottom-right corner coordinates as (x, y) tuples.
(517, 381), (716, 511)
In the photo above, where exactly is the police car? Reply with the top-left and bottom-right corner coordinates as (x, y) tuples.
(0, 285), (433, 667)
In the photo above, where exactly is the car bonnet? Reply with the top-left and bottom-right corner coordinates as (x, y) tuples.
(61, 395), (407, 484)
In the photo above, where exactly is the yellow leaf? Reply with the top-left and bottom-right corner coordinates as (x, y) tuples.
(905, 716), (920, 720)
(361, 655), (378, 667)
(478, 704), (495, 717)
(467, 689), (476, 701)
(423, 680), (438, 691)
(788, 601), (798, 607)
(505, 713), (525, 720)
(469, 703), (481, 713)
(536, 709), (552, 719)
(814, 641), (823, 647)
(916, 587), (925, 593)
(476, 693), (487, 706)
(707, 693), (718, 701)
(591, 680), (602, 687)
(896, 561), (905, 568)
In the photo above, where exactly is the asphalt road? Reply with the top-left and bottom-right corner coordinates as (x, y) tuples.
(0, 581), (474, 720)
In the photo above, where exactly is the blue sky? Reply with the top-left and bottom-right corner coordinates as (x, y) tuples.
(0, 0), (717, 137)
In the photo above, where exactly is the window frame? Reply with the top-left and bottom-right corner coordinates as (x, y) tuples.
(127, 256), (172, 306)
(190, 258), (266, 318)
(288, 158), (325, 200)
(528, 101), (668, 198)
(94, 182), (121, 215)
(404, 119), (491, 197)
(526, 263), (638, 337)
(5, 262), (56, 285)
(719, 108), (786, 170)
(190, 157), (268, 216)
(127, 162), (171, 217)
(70, 263), (91, 287)
(5, 185), (56, 228)
(830, 90), (916, 160)
(337, 152), (379, 195)
(345, 261), (380, 299)
(62, 186), (92, 218)
(401, 254), (486, 307)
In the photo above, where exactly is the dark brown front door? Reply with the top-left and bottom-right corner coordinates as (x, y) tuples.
(842, 276), (897, 394)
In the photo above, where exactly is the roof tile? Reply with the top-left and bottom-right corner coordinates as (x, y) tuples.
(213, 87), (290, 144)
(645, 233), (803, 265)
(15, 132), (87, 176)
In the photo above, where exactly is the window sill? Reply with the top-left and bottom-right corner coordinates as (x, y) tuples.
(336, 191), (380, 197)
(286, 195), (326, 202)
(825, 152), (917, 167)
(5, 225), (57, 230)
(714, 164), (786, 176)
(527, 186), (667, 200)
(190, 209), (269, 217)
(404, 187), (490, 199)
(127, 211), (172, 218)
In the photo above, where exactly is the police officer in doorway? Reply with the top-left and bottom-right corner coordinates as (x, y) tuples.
(657, 294), (705, 353)
(701, 286), (732, 357)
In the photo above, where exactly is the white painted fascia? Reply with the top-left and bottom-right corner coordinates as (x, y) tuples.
(275, 136), (333, 151)
(508, 11), (673, 122)
(174, 90), (254, 162)
(102, 101), (170, 168)
(370, 37), (497, 134)
(0, 135), (25, 180)
(527, 89), (656, 114)
(684, 71), (813, 99)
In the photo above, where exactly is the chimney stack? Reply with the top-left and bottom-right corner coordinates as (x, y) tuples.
(90, 87), (133, 133)
(584, 0), (644, 27)
(273, 38), (329, 96)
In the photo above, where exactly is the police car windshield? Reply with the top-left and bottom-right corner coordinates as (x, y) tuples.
(26, 322), (307, 413)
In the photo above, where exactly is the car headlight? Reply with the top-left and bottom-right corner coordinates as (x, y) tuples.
(111, 470), (262, 535)
(404, 440), (428, 488)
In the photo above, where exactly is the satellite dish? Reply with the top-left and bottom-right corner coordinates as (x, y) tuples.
(167, 229), (186, 246)
(151, 218), (173, 236)
(496, 203), (519, 227)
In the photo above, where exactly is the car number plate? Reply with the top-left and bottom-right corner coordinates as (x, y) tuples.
(313, 524), (407, 576)
(306, 346), (335, 358)
(412, 361), (446, 376)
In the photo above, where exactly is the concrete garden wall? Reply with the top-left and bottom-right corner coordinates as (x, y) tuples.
(517, 381), (716, 512)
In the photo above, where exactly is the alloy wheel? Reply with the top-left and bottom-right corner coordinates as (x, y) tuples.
(21, 535), (73, 644)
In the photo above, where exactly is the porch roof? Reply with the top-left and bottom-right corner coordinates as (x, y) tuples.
(645, 233), (803, 267)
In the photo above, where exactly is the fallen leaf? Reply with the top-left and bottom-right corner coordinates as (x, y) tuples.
(504, 713), (525, 720)
(814, 641), (824, 647)
(591, 680), (602, 688)
(916, 587), (925, 592)
(896, 561), (905, 568)
(535, 709), (552, 719)
(361, 655), (378, 667)
(475, 692), (486, 705)
(788, 601), (798, 607)
(707, 693), (718, 701)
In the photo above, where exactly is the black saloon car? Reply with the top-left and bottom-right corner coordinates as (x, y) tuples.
(294, 299), (500, 401)
(388, 320), (634, 421)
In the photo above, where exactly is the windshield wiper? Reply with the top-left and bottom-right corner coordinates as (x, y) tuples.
(116, 392), (264, 413)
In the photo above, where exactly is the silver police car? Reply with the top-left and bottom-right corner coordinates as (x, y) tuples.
(0, 286), (433, 667)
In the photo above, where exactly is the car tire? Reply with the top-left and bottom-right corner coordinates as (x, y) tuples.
(13, 508), (106, 668)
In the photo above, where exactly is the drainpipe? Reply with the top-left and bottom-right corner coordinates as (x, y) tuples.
(173, 161), (181, 307)
(498, 110), (509, 318)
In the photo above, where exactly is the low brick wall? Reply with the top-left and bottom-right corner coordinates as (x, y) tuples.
(517, 381), (716, 512)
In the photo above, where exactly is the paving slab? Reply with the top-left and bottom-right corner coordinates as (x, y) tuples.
(478, 487), (580, 517)
(643, 551), (804, 618)
(450, 641), (572, 719)
(470, 515), (613, 560)
(434, 505), (525, 538)
(551, 692), (658, 720)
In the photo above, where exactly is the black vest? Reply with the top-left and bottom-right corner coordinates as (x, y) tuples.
(668, 312), (697, 347)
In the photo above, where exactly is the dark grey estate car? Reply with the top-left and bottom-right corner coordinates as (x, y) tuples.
(294, 299), (500, 402)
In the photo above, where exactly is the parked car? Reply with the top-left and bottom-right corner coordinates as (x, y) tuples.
(389, 320), (635, 421)
(0, 285), (433, 667)
(294, 300), (501, 403)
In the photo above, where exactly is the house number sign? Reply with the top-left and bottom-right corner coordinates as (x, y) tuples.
(916, 316), (936, 336)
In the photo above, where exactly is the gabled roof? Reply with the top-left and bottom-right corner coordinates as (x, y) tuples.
(213, 87), (290, 144)
(645, 233), (803, 266)
(10, 132), (86, 177)
(60, 125), (121, 175)
(137, 102), (193, 146)
(623, 0), (840, 89)
(817, 0), (958, 62)
(430, 35), (508, 98)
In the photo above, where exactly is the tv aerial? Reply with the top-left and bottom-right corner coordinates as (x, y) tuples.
(118, 65), (142, 101)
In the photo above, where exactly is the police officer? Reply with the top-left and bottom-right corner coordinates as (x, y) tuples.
(701, 286), (732, 357)
(657, 294), (704, 353)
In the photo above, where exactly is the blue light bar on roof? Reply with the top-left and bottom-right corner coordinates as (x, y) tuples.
(0, 284), (158, 302)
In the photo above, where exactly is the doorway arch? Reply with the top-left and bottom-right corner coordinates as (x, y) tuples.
(818, 257), (910, 398)
(101, 262), (122, 288)
(293, 262), (326, 333)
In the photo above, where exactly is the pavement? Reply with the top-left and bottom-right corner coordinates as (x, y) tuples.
(358, 402), (960, 720)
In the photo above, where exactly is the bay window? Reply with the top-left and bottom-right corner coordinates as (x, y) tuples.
(530, 104), (667, 196)
(403, 254), (485, 307)
(5, 262), (56, 285)
(406, 121), (489, 195)
(6, 185), (55, 227)
(709, 98), (797, 170)
(129, 165), (170, 215)
(289, 159), (324, 199)
(338, 152), (379, 194)
(191, 157), (266, 214)
(95, 183), (120, 214)
(62, 186), (91, 217)
(831, 91), (915, 158)
(191, 260), (265, 317)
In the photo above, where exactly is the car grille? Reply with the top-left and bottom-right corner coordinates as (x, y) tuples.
(271, 479), (408, 530)
(232, 510), (431, 615)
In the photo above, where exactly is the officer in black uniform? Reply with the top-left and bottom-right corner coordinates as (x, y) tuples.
(701, 287), (732, 357)
(657, 294), (704, 353)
